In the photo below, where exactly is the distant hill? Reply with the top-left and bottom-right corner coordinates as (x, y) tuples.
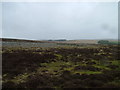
(48, 39), (67, 41)
(1, 38), (118, 44)
(1, 38), (46, 43)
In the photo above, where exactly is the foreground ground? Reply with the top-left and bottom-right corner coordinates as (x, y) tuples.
(2, 43), (120, 88)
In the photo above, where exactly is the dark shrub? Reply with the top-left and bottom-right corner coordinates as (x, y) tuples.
(84, 79), (104, 87)
(74, 65), (101, 71)
(107, 65), (119, 69)
(98, 40), (109, 44)
(2, 81), (16, 88)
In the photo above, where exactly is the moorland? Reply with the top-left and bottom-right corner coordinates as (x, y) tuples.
(1, 38), (120, 88)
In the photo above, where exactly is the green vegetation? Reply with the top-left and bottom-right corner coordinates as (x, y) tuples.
(48, 39), (67, 41)
(2, 44), (120, 88)
(98, 40), (120, 45)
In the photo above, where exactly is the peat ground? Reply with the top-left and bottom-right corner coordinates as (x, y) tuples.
(2, 44), (120, 89)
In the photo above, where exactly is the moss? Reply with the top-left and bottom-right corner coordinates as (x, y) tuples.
(73, 70), (102, 75)
(11, 73), (30, 84)
(54, 54), (63, 60)
(110, 60), (120, 66)
(93, 65), (110, 70)
(39, 61), (73, 74)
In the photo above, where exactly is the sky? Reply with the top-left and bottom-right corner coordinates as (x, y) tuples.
(1, 2), (118, 40)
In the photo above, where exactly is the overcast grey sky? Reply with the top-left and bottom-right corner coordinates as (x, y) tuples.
(2, 2), (118, 40)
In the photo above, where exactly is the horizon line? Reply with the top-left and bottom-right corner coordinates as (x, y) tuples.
(1, 37), (118, 41)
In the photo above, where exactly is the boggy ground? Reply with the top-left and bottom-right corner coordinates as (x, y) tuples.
(2, 45), (120, 88)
